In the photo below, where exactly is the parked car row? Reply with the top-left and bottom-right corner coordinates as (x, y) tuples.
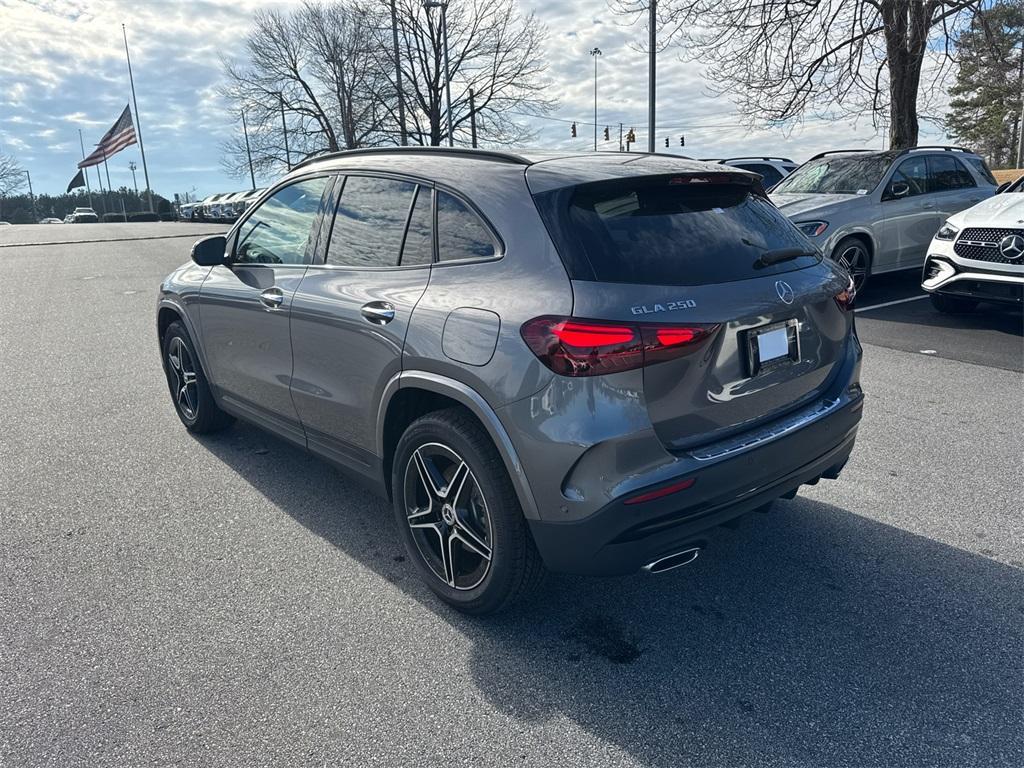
(179, 188), (266, 223)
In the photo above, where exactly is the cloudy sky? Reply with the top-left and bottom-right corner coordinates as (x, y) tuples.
(1, 0), (952, 197)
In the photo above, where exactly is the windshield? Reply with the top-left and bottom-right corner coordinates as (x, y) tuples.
(773, 155), (893, 195)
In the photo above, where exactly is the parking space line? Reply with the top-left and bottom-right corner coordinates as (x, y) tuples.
(855, 295), (928, 313)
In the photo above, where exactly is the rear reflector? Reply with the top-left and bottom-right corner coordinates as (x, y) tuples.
(623, 477), (696, 506)
(521, 316), (718, 377)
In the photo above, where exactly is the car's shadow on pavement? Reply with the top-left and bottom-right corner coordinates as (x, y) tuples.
(194, 424), (1023, 767)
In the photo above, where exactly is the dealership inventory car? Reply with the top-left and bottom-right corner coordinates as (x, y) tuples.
(771, 146), (997, 291)
(69, 207), (99, 223)
(157, 148), (864, 614)
(922, 177), (1024, 312)
(704, 157), (799, 189)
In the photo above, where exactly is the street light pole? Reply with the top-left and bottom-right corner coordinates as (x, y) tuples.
(648, 0), (656, 153)
(590, 47), (602, 152)
(241, 111), (256, 189)
(128, 160), (139, 197)
(390, 0), (408, 146)
(424, 1), (454, 147)
(274, 92), (292, 170)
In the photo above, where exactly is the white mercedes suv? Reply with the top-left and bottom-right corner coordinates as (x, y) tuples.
(922, 178), (1024, 313)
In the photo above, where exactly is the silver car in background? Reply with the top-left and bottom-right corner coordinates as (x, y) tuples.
(771, 146), (998, 290)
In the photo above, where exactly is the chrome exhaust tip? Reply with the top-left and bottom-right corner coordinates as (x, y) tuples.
(642, 546), (702, 574)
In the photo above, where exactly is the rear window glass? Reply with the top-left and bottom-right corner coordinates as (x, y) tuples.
(536, 178), (820, 286)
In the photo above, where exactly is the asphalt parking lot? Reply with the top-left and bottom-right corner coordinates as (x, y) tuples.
(2, 225), (1022, 767)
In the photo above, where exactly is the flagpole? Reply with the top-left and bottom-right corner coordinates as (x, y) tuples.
(78, 128), (94, 209)
(123, 24), (154, 213)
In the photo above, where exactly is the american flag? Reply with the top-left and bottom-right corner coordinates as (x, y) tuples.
(78, 105), (137, 168)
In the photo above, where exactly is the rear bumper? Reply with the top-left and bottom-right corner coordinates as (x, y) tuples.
(527, 392), (863, 576)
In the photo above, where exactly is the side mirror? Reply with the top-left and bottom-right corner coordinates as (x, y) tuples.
(889, 181), (910, 199)
(191, 235), (228, 266)
(995, 182), (1010, 195)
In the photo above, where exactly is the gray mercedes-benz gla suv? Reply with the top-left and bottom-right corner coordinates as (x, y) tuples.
(158, 148), (864, 614)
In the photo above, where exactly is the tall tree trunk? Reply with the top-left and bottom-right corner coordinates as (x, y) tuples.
(882, 0), (928, 150)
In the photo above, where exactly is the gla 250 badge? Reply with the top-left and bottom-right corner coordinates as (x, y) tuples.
(631, 299), (697, 315)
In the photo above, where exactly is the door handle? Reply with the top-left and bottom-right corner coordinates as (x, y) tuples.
(259, 287), (285, 308)
(920, 202), (935, 209)
(360, 301), (396, 325)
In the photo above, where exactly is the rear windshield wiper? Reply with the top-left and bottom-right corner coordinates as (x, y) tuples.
(754, 247), (816, 269)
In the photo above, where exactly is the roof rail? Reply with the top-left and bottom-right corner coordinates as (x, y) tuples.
(290, 146), (533, 172)
(720, 156), (794, 163)
(895, 145), (972, 157)
(808, 149), (874, 161)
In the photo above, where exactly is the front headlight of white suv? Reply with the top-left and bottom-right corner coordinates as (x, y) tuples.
(935, 221), (959, 241)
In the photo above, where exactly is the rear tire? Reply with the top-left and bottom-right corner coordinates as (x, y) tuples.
(162, 321), (233, 434)
(391, 408), (544, 615)
(930, 293), (978, 314)
(832, 236), (872, 294)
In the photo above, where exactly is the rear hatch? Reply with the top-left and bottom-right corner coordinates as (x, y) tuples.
(530, 170), (853, 451)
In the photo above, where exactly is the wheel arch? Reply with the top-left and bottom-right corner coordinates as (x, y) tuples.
(377, 371), (541, 520)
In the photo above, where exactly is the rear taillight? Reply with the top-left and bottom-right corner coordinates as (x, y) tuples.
(834, 275), (856, 312)
(520, 316), (718, 377)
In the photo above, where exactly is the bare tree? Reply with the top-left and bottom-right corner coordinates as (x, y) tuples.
(0, 153), (25, 196)
(382, 0), (556, 146)
(220, 0), (394, 179)
(612, 0), (983, 149)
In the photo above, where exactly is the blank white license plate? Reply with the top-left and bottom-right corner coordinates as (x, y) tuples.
(757, 326), (790, 362)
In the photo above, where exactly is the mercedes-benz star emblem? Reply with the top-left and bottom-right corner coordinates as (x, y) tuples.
(775, 280), (795, 305)
(998, 234), (1024, 260)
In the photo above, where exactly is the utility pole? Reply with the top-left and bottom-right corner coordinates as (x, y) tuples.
(390, 0), (408, 146)
(1017, 40), (1024, 169)
(241, 111), (256, 188)
(469, 88), (478, 148)
(590, 47), (602, 152)
(122, 24), (154, 212)
(648, 0), (656, 153)
(24, 170), (36, 222)
(619, 122), (623, 152)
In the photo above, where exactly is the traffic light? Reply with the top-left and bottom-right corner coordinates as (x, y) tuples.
(626, 128), (636, 143)
(571, 122), (577, 138)
(664, 137), (669, 148)
(680, 135), (685, 147)
(603, 126), (610, 141)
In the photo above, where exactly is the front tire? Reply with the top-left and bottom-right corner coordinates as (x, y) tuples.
(392, 408), (544, 615)
(162, 321), (233, 433)
(832, 236), (872, 294)
(930, 293), (978, 314)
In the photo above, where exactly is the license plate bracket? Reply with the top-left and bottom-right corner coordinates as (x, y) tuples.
(745, 319), (800, 376)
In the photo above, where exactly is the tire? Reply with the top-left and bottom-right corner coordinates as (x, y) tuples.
(831, 236), (872, 295)
(391, 408), (544, 615)
(930, 293), (979, 314)
(161, 321), (234, 434)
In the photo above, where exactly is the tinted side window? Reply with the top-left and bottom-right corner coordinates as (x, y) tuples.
(401, 187), (433, 266)
(965, 156), (997, 185)
(235, 177), (329, 265)
(888, 157), (928, 198)
(928, 156), (976, 191)
(437, 191), (497, 262)
(327, 176), (417, 268)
